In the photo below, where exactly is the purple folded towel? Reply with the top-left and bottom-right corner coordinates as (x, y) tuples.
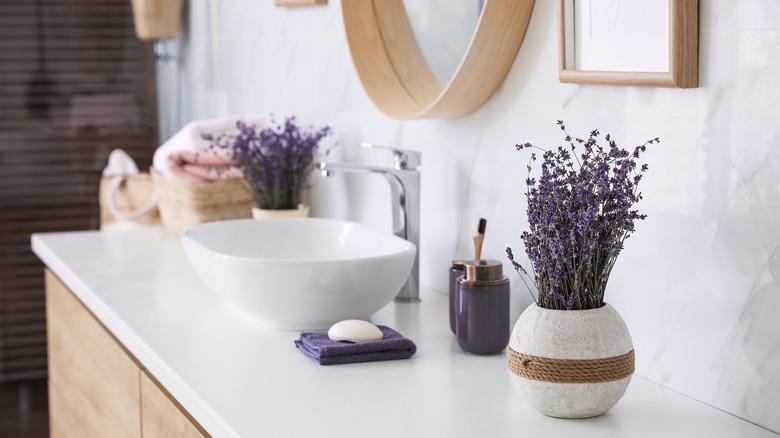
(295, 325), (417, 365)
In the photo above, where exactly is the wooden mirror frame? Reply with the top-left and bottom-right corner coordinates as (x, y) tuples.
(342, 0), (535, 120)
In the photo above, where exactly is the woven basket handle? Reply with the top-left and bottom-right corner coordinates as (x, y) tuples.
(106, 175), (159, 221)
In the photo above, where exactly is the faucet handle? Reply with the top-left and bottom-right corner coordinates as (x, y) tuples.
(361, 143), (421, 170)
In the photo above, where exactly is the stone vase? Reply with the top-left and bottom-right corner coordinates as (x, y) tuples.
(251, 205), (310, 219)
(507, 303), (634, 418)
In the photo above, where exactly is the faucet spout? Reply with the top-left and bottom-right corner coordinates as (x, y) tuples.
(316, 148), (421, 303)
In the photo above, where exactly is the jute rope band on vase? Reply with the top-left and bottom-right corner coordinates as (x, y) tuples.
(507, 303), (635, 419)
(507, 348), (635, 384)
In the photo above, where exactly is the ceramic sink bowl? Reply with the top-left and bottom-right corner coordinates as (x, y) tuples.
(181, 218), (416, 330)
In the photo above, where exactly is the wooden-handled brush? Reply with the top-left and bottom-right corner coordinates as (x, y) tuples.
(473, 218), (487, 260)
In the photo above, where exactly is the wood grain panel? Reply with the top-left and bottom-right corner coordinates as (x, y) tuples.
(671, 0), (699, 88)
(45, 269), (142, 438)
(49, 380), (87, 438)
(141, 372), (210, 438)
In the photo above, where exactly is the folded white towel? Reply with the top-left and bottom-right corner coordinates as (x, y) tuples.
(152, 116), (267, 182)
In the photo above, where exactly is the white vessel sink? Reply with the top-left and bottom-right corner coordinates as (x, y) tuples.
(181, 218), (416, 330)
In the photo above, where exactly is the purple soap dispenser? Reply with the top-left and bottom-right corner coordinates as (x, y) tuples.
(456, 259), (510, 354)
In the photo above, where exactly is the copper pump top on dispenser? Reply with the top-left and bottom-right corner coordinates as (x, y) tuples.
(461, 259), (506, 285)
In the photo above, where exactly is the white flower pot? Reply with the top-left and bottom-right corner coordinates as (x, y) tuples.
(507, 303), (634, 418)
(251, 206), (310, 219)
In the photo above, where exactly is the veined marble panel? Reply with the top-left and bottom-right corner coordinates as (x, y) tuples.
(175, 0), (780, 433)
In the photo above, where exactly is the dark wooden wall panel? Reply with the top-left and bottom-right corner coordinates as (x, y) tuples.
(0, 0), (159, 383)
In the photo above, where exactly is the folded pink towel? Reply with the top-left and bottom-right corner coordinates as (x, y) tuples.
(152, 116), (267, 182)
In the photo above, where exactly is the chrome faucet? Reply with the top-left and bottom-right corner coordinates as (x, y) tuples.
(317, 143), (421, 302)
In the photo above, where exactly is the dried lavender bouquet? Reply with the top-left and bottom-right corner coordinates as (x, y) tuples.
(213, 116), (331, 210)
(507, 121), (658, 310)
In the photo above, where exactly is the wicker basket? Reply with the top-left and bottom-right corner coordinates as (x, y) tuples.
(99, 173), (162, 228)
(130, 0), (183, 40)
(150, 168), (255, 234)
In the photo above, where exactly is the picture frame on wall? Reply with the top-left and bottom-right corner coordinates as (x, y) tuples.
(557, 0), (698, 88)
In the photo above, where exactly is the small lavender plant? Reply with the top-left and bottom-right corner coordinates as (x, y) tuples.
(213, 116), (331, 210)
(507, 121), (658, 311)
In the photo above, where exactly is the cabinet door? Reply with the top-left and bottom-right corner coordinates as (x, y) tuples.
(141, 371), (209, 438)
(45, 269), (142, 438)
(49, 381), (87, 437)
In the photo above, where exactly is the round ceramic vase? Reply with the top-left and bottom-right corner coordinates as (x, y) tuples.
(251, 206), (310, 219)
(507, 303), (634, 418)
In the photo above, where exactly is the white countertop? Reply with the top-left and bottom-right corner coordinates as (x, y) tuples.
(32, 226), (778, 438)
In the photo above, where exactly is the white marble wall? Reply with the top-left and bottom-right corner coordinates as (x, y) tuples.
(175, 0), (780, 433)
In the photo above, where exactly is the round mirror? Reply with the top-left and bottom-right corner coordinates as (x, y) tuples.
(402, 0), (482, 86)
(342, 0), (535, 120)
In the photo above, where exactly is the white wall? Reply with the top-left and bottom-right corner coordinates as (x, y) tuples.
(178, 0), (780, 432)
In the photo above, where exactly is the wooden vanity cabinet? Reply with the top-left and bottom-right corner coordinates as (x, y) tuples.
(45, 269), (209, 438)
(141, 372), (207, 438)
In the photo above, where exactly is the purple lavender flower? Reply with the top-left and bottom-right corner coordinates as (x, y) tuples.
(212, 116), (331, 210)
(507, 122), (655, 310)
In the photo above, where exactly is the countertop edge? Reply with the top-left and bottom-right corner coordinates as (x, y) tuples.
(31, 232), (240, 438)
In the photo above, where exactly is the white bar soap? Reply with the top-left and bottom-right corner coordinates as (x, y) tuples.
(328, 320), (383, 343)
